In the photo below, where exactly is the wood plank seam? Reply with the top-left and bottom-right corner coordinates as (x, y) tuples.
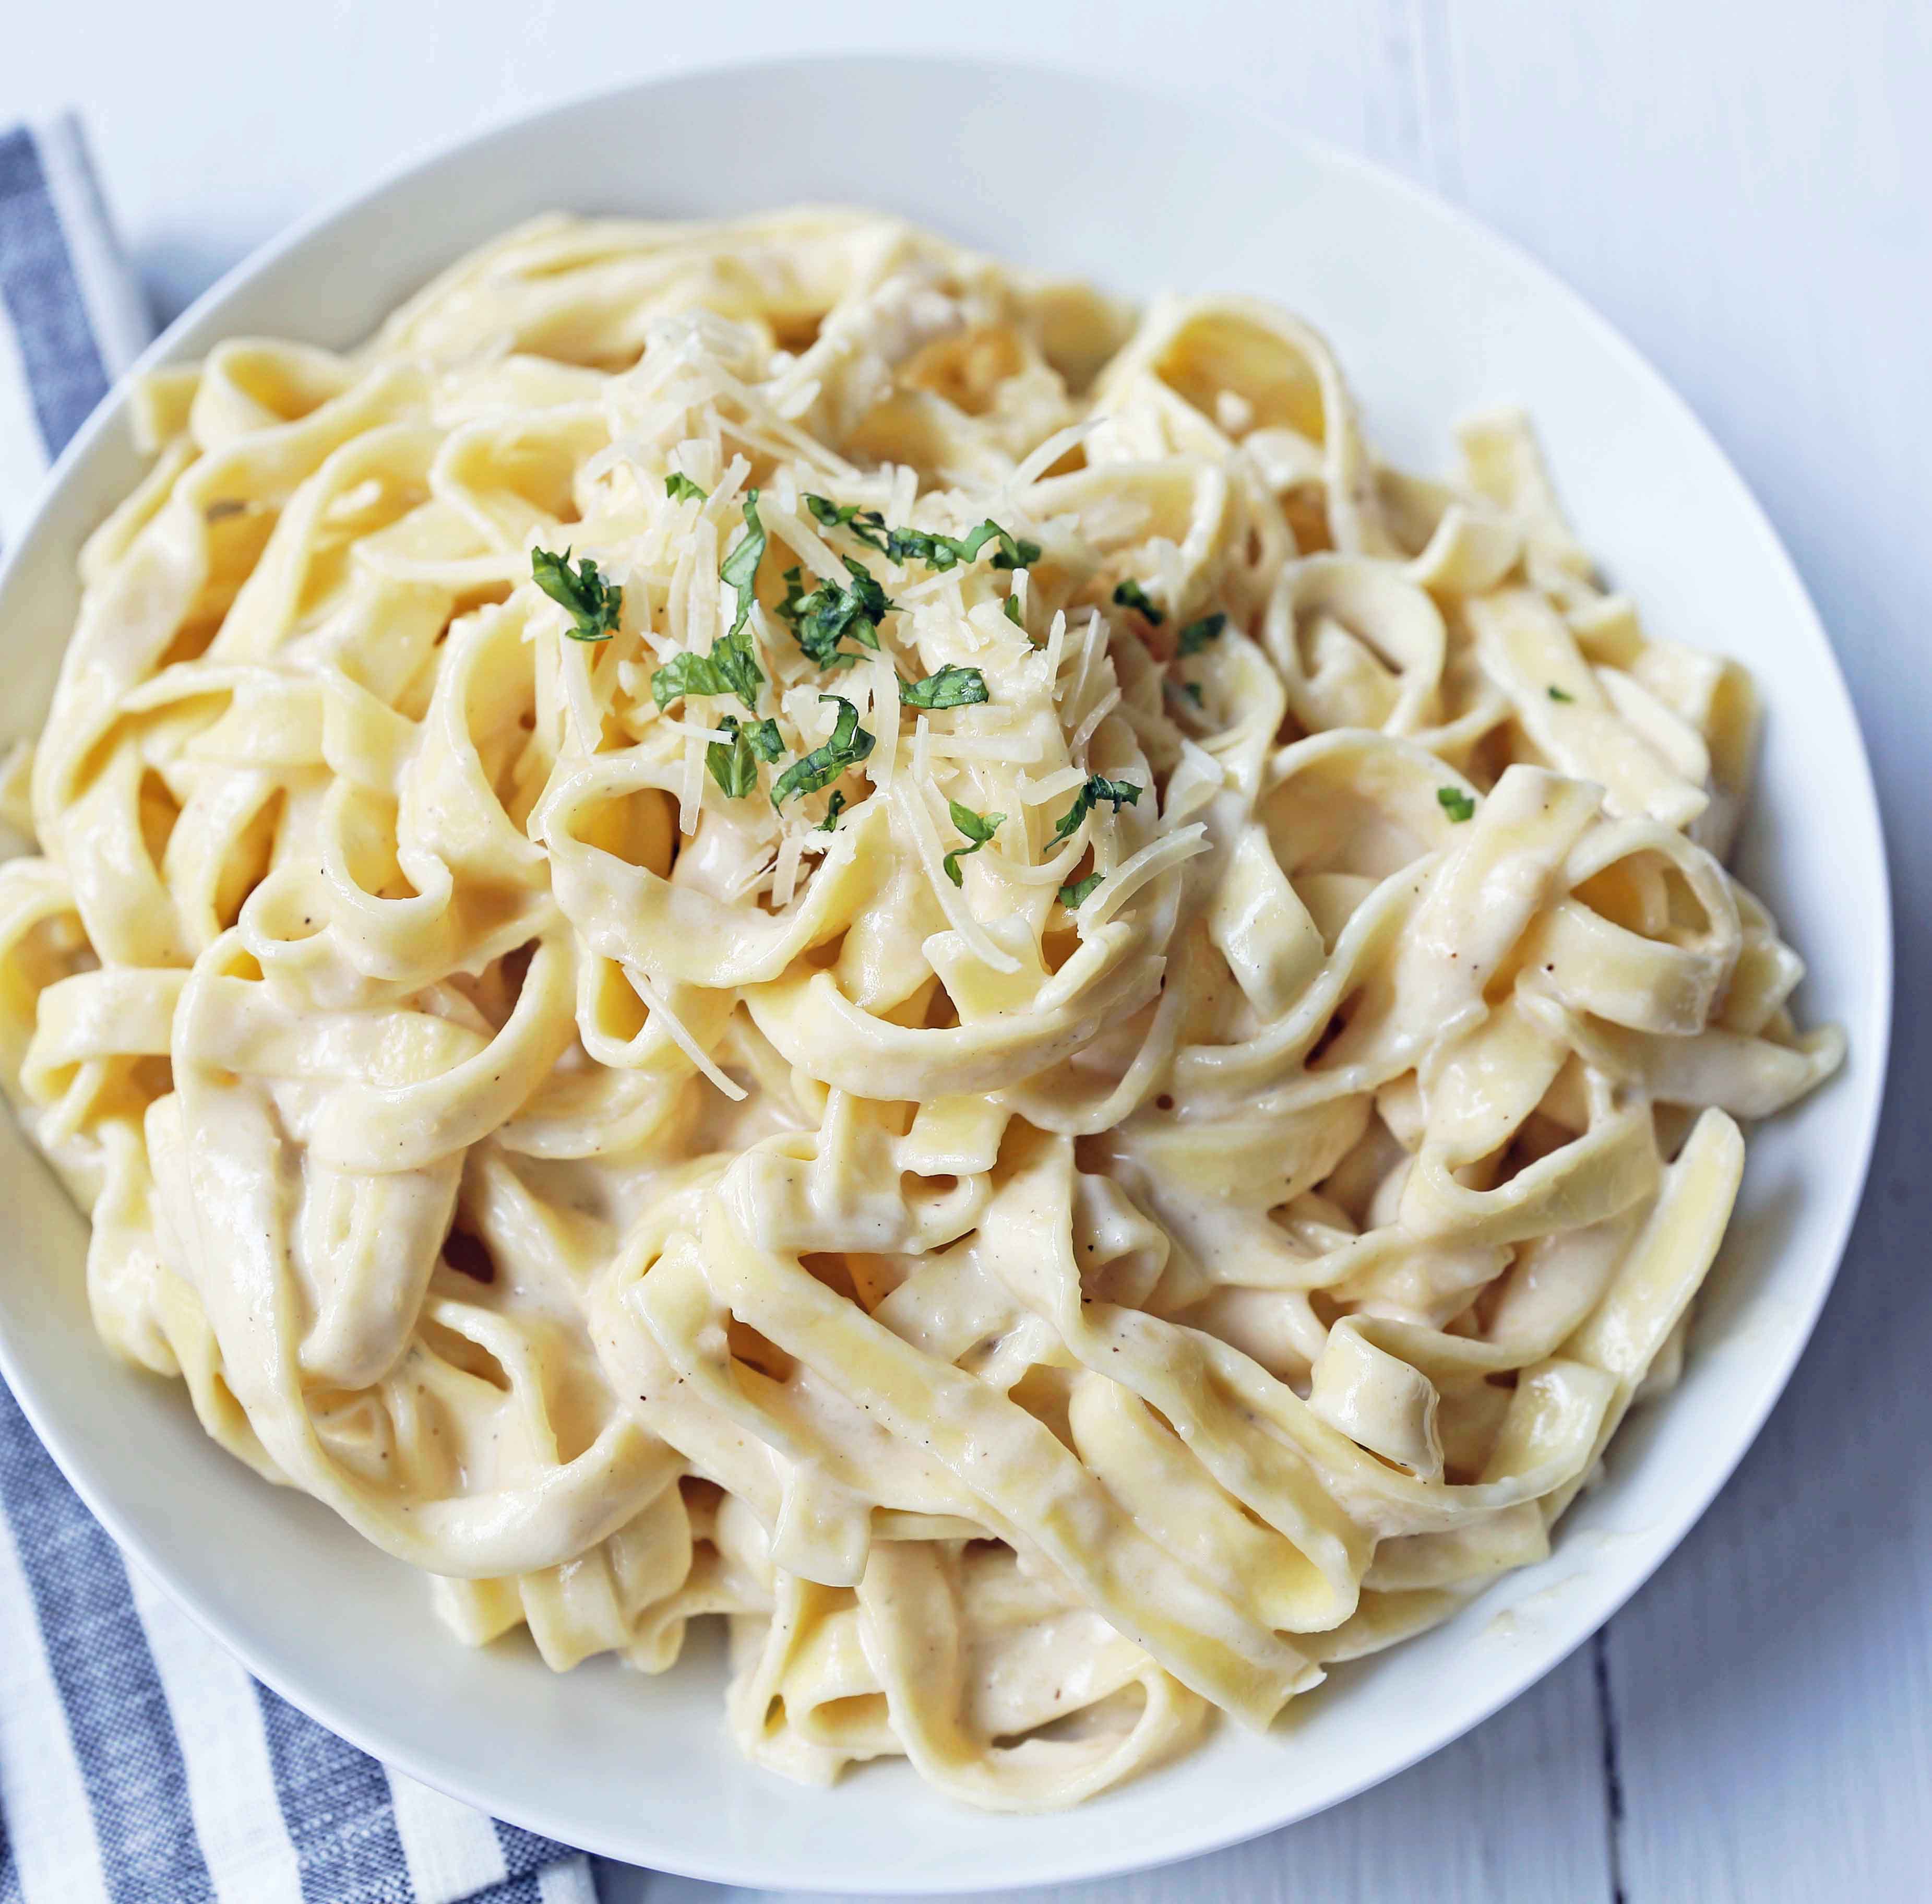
(1592, 1629), (1630, 1904)
(1366, 0), (1466, 196)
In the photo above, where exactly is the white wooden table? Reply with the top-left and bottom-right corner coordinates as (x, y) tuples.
(6, 3), (1926, 1897)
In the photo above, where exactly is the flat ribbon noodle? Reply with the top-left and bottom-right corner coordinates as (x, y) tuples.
(0, 207), (1840, 1810)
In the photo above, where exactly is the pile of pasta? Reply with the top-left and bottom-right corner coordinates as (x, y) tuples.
(0, 210), (1841, 1810)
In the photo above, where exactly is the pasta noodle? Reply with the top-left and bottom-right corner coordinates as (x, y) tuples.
(0, 209), (1843, 1810)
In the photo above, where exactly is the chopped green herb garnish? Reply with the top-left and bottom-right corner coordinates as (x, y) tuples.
(1004, 593), (1025, 627)
(805, 494), (891, 552)
(1050, 775), (1142, 846)
(651, 618), (764, 713)
(900, 664), (989, 710)
(897, 520), (1040, 571)
(986, 530), (1044, 571)
(719, 488), (767, 640)
(816, 791), (849, 833)
(1059, 871), (1105, 908)
(664, 472), (708, 505)
(741, 717), (784, 761)
(652, 649), (719, 707)
(1438, 786), (1477, 823)
(806, 493), (1039, 572)
(1177, 611), (1226, 656)
(1548, 684), (1575, 703)
(1112, 579), (1165, 625)
(712, 623), (763, 708)
(531, 546), (622, 642)
(706, 718), (768, 800)
(1182, 681), (1204, 707)
(942, 800), (1004, 886)
(776, 558), (893, 671)
(771, 697), (876, 811)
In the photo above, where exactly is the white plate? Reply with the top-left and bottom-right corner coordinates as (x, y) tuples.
(0, 54), (1891, 1895)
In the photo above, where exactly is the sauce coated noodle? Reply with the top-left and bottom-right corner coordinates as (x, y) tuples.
(0, 210), (1841, 1809)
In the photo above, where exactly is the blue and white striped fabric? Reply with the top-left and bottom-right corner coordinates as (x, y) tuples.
(0, 115), (602, 1904)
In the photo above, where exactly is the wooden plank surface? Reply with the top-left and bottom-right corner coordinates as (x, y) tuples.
(5, 1), (1927, 1897)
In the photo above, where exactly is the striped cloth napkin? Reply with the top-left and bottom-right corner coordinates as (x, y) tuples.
(0, 115), (602, 1904)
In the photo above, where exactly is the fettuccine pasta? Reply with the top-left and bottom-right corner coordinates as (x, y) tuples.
(0, 209), (1842, 1810)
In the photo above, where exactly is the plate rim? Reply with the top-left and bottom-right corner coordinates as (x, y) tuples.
(0, 50), (1894, 1894)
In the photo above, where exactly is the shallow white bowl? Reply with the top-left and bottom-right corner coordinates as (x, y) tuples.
(0, 54), (1891, 1894)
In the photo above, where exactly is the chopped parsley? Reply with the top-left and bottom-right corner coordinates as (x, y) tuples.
(650, 620), (764, 713)
(1177, 611), (1226, 656)
(1182, 681), (1204, 707)
(1112, 579), (1165, 625)
(664, 472), (708, 504)
(900, 664), (989, 710)
(1548, 684), (1575, 703)
(776, 558), (893, 671)
(706, 717), (774, 800)
(719, 488), (768, 641)
(806, 494), (1040, 572)
(1004, 593), (1024, 628)
(771, 697), (876, 811)
(1059, 871), (1105, 908)
(531, 546), (622, 642)
(942, 801), (1004, 886)
(1438, 786), (1477, 823)
(1050, 775), (1142, 846)
(816, 791), (849, 833)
